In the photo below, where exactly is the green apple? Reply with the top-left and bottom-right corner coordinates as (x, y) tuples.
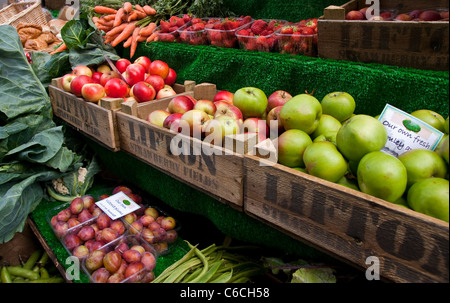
(203, 115), (240, 146)
(336, 176), (359, 191)
(321, 92), (356, 122)
(279, 94), (322, 135)
(357, 151), (408, 203)
(310, 114), (342, 139)
(410, 109), (446, 133)
(313, 131), (338, 146)
(303, 141), (348, 182)
(436, 135), (449, 164)
(398, 149), (448, 188)
(407, 177), (449, 222)
(275, 129), (312, 168)
(336, 114), (387, 162)
(393, 196), (410, 209)
(292, 167), (307, 173)
(233, 87), (268, 119)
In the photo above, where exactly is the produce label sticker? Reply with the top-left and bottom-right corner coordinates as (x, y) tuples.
(95, 192), (140, 220)
(378, 104), (444, 157)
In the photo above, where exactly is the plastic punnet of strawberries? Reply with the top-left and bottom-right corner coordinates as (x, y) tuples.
(179, 17), (217, 45)
(275, 18), (318, 56)
(156, 14), (193, 43)
(206, 15), (253, 48)
(236, 19), (288, 52)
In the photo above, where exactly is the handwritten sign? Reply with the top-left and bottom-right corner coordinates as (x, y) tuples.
(95, 192), (141, 220)
(378, 104), (444, 157)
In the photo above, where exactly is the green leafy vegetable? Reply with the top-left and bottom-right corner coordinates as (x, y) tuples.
(291, 267), (337, 283)
(0, 25), (97, 243)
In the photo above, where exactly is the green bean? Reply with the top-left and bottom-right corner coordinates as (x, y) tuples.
(188, 247), (209, 283)
(40, 267), (50, 279)
(209, 270), (233, 283)
(162, 258), (202, 283)
(152, 244), (198, 283)
(37, 252), (49, 268)
(28, 276), (64, 283)
(23, 250), (41, 270)
(228, 268), (263, 283)
(181, 265), (203, 283)
(196, 259), (223, 283)
(7, 266), (40, 280)
(1, 266), (12, 283)
(173, 269), (191, 283)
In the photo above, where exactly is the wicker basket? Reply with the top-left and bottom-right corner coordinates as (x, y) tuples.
(0, 1), (48, 27)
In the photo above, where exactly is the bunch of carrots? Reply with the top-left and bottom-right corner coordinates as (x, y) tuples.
(93, 2), (160, 58)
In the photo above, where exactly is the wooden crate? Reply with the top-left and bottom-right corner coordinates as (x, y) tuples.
(244, 141), (449, 283)
(116, 83), (259, 210)
(317, 0), (449, 71)
(48, 78), (190, 152)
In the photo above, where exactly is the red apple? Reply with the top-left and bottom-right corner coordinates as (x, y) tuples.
(266, 105), (285, 137)
(156, 85), (177, 99)
(134, 56), (152, 72)
(409, 10), (422, 19)
(164, 68), (177, 86)
(149, 60), (170, 79)
(132, 81), (156, 102)
(241, 117), (269, 138)
(73, 65), (93, 77)
(346, 10), (365, 20)
(380, 11), (394, 20)
(419, 10), (442, 21)
(214, 101), (244, 121)
(82, 83), (106, 102)
(439, 11), (449, 19)
(91, 72), (103, 84)
(193, 99), (216, 116)
(267, 90), (292, 112)
(179, 109), (211, 137)
(147, 110), (170, 127)
(70, 75), (94, 97)
(213, 91), (234, 104)
(124, 63), (146, 86)
(163, 113), (183, 132)
(185, 95), (198, 105)
(395, 13), (413, 21)
(145, 74), (165, 93)
(105, 78), (129, 98)
(61, 73), (77, 92)
(96, 64), (111, 74)
(115, 58), (131, 74)
(100, 70), (121, 86)
(168, 95), (195, 114)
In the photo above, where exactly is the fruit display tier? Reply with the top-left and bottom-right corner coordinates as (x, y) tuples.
(121, 41), (449, 118)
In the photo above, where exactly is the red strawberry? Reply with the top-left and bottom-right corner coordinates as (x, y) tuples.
(191, 23), (205, 31)
(169, 16), (179, 26)
(256, 36), (269, 51)
(280, 26), (293, 35)
(183, 14), (192, 23)
(160, 20), (170, 33)
(237, 29), (250, 36)
(191, 18), (202, 24)
(169, 26), (179, 32)
(238, 15), (253, 27)
(251, 19), (267, 35)
(175, 18), (185, 27)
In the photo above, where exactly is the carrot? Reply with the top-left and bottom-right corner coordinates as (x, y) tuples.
(50, 42), (67, 55)
(96, 25), (112, 32)
(103, 14), (117, 21)
(146, 32), (158, 42)
(130, 27), (141, 58)
(123, 2), (132, 14)
(134, 4), (145, 13)
(139, 22), (157, 36)
(104, 22), (128, 38)
(127, 11), (139, 22)
(92, 16), (100, 23)
(137, 35), (148, 42)
(135, 11), (148, 20)
(94, 6), (118, 15)
(97, 19), (114, 27)
(123, 35), (133, 48)
(143, 5), (157, 16)
(111, 22), (136, 47)
(113, 7), (124, 27)
(104, 33), (119, 44)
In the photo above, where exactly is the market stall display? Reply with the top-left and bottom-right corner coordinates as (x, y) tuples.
(0, 0), (449, 286)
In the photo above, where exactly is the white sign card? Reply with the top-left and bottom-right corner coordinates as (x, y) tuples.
(95, 191), (141, 220)
(378, 104), (444, 157)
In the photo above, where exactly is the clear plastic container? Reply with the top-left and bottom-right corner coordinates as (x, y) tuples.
(120, 205), (181, 256)
(274, 23), (318, 57)
(205, 16), (253, 48)
(235, 19), (289, 52)
(178, 17), (219, 45)
(81, 234), (158, 283)
(154, 14), (193, 43)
